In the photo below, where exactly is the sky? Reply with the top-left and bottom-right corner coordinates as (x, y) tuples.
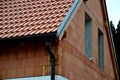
(106, 0), (120, 28)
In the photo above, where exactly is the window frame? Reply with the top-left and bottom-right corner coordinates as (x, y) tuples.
(98, 28), (104, 69)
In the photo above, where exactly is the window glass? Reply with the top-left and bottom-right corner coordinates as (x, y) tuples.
(84, 13), (92, 60)
(98, 29), (104, 69)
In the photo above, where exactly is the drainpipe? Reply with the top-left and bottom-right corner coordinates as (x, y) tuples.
(46, 41), (56, 80)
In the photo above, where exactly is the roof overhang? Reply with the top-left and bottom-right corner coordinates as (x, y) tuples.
(0, 32), (56, 45)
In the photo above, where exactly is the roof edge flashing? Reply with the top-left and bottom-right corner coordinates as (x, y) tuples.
(57, 0), (83, 40)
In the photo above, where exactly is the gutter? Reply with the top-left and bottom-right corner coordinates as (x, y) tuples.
(46, 41), (56, 80)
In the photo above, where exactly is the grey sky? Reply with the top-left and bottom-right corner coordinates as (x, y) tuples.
(106, 0), (120, 28)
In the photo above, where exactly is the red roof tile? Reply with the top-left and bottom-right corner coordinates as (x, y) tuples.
(0, 0), (74, 39)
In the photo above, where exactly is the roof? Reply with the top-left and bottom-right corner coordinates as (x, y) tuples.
(0, 0), (76, 39)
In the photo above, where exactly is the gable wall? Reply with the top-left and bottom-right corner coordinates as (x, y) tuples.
(86, 0), (116, 78)
(58, 1), (116, 80)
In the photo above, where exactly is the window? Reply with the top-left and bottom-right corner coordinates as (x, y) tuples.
(98, 29), (104, 69)
(84, 13), (92, 60)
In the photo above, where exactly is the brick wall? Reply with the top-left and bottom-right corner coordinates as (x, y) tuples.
(0, 0), (117, 80)
(0, 41), (58, 79)
(57, 1), (116, 80)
